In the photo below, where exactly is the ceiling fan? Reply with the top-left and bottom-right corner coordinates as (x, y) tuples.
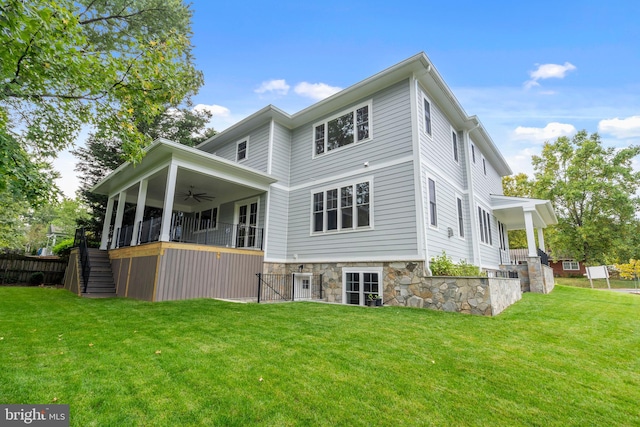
(180, 186), (215, 203)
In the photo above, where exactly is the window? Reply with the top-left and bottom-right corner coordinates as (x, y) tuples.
(314, 102), (371, 156)
(498, 221), (507, 249)
(471, 144), (476, 163)
(343, 267), (382, 306)
(196, 207), (218, 230)
(456, 197), (464, 238)
(423, 98), (432, 136)
(312, 180), (371, 233)
(428, 178), (437, 227)
(478, 206), (492, 245)
(452, 131), (459, 162)
(563, 261), (580, 271)
(482, 158), (487, 175)
(237, 139), (247, 161)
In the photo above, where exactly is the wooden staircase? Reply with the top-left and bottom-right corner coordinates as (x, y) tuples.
(81, 248), (116, 298)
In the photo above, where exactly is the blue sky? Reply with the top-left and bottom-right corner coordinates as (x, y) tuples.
(55, 0), (640, 196)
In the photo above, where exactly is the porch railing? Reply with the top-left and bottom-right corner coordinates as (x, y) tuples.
(537, 248), (550, 266)
(112, 215), (264, 250)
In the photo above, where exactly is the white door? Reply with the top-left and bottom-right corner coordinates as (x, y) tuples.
(235, 199), (259, 248)
(294, 274), (312, 300)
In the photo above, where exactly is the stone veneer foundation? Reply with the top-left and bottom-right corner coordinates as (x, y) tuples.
(263, 261), (522, 316)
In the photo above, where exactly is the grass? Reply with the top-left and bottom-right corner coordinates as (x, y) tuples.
(0, 286), (639, 426)
(555, 275), (640, 290)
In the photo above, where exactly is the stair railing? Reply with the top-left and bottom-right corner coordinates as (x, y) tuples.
(74, 228), (91, 293)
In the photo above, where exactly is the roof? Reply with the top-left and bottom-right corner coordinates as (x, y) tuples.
(196, 52), (512, 176)
(490, 195), (558, 229)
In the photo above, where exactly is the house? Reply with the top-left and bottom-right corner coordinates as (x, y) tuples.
(67, 52), (558, 313)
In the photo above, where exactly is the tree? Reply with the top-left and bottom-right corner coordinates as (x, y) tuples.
(0, 0), (203, 204)
(532, 130), (640, 265)
(74, 107), (215, 237)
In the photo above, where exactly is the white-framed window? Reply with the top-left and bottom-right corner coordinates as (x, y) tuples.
(498, 221), (507, 249)
(423, 98), (432, 136)
(478, 206), (492, 245)
(313, 101), (371, 157)
(342, 267), (383, 306)
(311, 179), (372, 234)
(456, 196), (464, 238)
(195, 207), (218, 230)
(452, 130), (459, 162)
(563, 261), (580, 271)
(236, 138), (248, 162)
(428, 178), (437, 227)
(482, 158), (487, 175)
(471, 144), (476, 163)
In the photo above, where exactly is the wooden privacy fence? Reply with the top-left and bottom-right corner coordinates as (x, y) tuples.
(0, 254), (67, 285)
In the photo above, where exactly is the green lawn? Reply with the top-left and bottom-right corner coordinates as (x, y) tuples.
(556, 276), (640, 290)
(0, 286), (639, 426)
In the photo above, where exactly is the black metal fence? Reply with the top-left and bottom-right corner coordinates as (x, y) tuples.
(73, 228), (90, 292)
(537, 248), (549, 266)
(256, 273), (323, 303)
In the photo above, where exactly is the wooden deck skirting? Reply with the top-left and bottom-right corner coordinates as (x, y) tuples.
(108, 242), (265, 302)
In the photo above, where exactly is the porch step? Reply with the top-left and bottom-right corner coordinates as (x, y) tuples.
(80, 249), (116, 297)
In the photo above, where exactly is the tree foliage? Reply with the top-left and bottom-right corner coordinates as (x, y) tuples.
(501, 173), (536, 248)
(532, 130), (640, 265)
(0, 0), (203, 203)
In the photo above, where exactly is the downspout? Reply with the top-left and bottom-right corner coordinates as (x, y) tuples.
(463, 124), (481, 267)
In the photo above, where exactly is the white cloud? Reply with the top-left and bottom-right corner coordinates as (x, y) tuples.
(254, 79), (290, 96)
(524, 62), (576, 89)
(294, 82), (342, 101)
(598, 115), (640, 138)
(193, 104), (231, 117)
(512, 122), (577, 143)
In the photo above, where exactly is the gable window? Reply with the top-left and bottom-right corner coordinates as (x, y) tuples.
(471, 144), (476, 163)
(563, 261), (580, 271)
(314, 102), (371, 156)
(428, 178), (437, 227)
(237, 139), (248, 161)
(312, 180), (372, 233)
(456, 197), (464, 238)
(452, 131), (459, 162)
(478, 206), (492, 245)
(423, 98), (432, 136)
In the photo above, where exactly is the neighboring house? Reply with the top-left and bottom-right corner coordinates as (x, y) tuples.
(77, 52), (557, 308)
(550, 256), (586, 278)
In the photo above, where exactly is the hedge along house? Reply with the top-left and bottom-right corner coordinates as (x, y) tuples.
(83, 52), (557, 312)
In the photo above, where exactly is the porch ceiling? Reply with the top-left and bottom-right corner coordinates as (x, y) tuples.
(91, 139), (277, 211)
(490, 195), (558, 230)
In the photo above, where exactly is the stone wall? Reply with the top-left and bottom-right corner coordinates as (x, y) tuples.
(542, 264), (555, 294)
(504, 264), (530, 292)
(263, 261), (522, 316)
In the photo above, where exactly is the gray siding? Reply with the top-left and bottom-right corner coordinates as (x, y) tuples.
(265, 186), (289, 260)
(271, 121), (292, 186)
(288, 79), (413, 187)
(210, 123), (271, 174)
(286, 162), (418, 260)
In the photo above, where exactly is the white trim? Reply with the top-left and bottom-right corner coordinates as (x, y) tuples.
(421, 92), (433, 138)
(265, 253), (424, 264)
(427, 176), (438, 230)
(311, 100), (373, 159)
(411, 76), (428, 265)
(342, 266), (384, 306)
(451, 127), (459, 164)
(421, 161), (469, 196)
(233, 196), (261, 249)
(309, 177), (374, 235)
(563, 261), (580, 271)
(464, 130), (481, 266)
(263, 189), (272, 256)
(236, 137), (249, 162)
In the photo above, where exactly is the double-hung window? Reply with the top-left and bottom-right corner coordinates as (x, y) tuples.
(563, 261), (580, 271)
(424, 98), (432, 136)
(428, 178), (437, 227)
(236, 139), (248, 161)
(312, 181), (371, 233)
(478, 206), (492, 245)
(314, 102), (371, 156)
(456, 197), (464, 238)
(452, 131), (459, 162)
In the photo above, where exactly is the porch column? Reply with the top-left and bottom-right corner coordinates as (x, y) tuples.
(524, 209), (537, 257)
(537, 228), (546, 253)
(100, 196), (115, 250)
(111, 190), (127, 249)
(159, 162), (178, 242)
(130, 179), (149, 246)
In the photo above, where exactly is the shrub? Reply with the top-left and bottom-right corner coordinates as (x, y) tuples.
(52, 238), (75, 263)
(430, 252), (483, 276)
(29, 272), (45, 286)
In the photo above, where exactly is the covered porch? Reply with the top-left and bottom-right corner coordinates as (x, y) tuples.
(92, 138), (277, 252)
(491, 195), (558, 293)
